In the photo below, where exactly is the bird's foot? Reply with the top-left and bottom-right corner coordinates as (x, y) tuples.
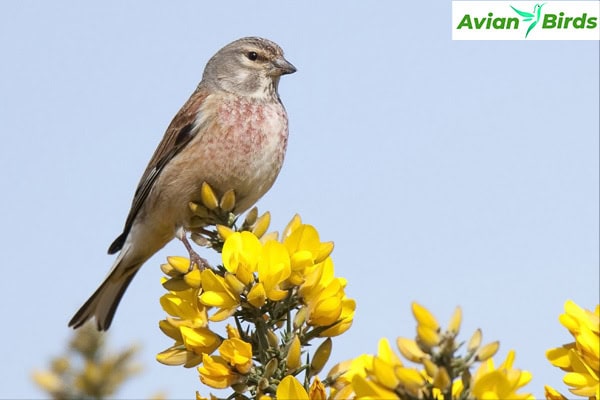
(180, 233), (210, 270)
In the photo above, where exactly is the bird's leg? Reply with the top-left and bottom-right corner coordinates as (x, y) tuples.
(179, 230), (210, 271)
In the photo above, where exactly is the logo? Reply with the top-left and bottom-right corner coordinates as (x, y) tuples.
(510, 3), (545, 38)
(452, 1), (600, 40)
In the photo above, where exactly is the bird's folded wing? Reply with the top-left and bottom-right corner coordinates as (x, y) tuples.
(108, 90), (210, 254)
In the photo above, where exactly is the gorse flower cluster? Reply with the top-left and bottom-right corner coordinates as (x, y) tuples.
(546, 301), (599, 400)
(148, 184), (599, 399)
(32, 324), (141, 399)
(328, 303), (533, 400)
(156, 183), (355, 398)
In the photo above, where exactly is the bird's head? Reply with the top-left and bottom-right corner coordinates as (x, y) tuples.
(202, 37), (296, 99)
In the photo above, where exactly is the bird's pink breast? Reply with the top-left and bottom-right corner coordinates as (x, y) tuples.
(148, 92), (290, 235)
(216, 97), (287, 158)
(192, 94), (289, 212)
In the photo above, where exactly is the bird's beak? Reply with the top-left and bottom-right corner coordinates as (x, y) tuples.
(270, 57), (297, 76)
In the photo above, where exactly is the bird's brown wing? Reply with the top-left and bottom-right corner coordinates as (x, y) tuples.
(108, 90), (210, 254)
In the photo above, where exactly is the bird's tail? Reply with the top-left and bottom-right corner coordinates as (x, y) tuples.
(68, 249), (142, 331)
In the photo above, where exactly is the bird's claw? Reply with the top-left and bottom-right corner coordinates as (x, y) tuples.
(180, 232), (210, 270)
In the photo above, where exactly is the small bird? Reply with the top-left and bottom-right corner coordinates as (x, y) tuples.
(69, 37), (296, 330)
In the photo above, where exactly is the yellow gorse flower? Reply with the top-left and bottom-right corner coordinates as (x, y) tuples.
(180, 326), (221, 358)
(276, 376), (309, 400)
(199, 269), (239, 321)
(298, 257), (355, 337)
(155, 199), (560, 400)
(198, 354), (238, 389)
(55, 190), (596, 400)
(273, 374), (329, 400)
(327, 354), (373, 400)
(309, 377), (327, 400)
(412, 302), (440, 331)
(546, 300), (600, 399)
(218, 338), (253, 374)
(257, 240), (291, 302)
(222, 231), (261, 279)
(157, 212), (355, 398)
(471, 350), (534, 400)
(545, 384), (569, 400)
(286, 335), (302, 372)
(159, 287), (208, 328)
(330, 303), (533, 400)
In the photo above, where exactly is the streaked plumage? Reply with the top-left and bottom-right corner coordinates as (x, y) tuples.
(69, 37), (296, 330)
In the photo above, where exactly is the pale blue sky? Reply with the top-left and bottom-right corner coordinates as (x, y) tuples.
(0, 1), (598, 398)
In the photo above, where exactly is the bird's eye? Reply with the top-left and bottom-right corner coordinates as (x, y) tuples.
(246, 51), (258, 61)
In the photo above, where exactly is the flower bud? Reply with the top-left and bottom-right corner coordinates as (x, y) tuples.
(310, 338), (332, 376)
(231, 383), (248, 394)
(476, 341), (500, 362)
(315, 242), (334, 263)
(216, 225), (234, 240)
(189, 202), (210, 218)
(190, 233), (210, 247)
(184, 268), (202, 288)
(31, 371), (63, 393)
(544, 385), (569, 400)
(160, 319), (184, 339)
(309, 377), (327, 400)
(160, 262), (177, 277)
(224, 273), (246, 295)
(244, 207), (258, 226)
(417, 324), (440, 348)
(396, 337), (427, 362)
(162, 277), (191, 292)
(261, 232), (279, 243)
(448, 306), (462, 335)
(156, 347), (188, 366)
(266, 329), (279, 348)
(264, 358), (279, 379)
(167, 256), (192, 274)
(50, 357), (70, 374)
(396, 367), (426, 389)
(200, 182), (219, 210)
(247, 282), (266, 308)
(433, 366), (451, 391)
(282, 214), (302, 239)
(252, 211), (271, 238)
(461, 368), (471, 388)
(411, 302), (440, 331)
(467, 328), (482, 353)
(258, 377), (270, 391)
(422, 358), (438, 378)
(294, 307), (308, 329)
(286, 335), (302, 372)
(220, 189), (236, 212)
(226, 324), (240, 339)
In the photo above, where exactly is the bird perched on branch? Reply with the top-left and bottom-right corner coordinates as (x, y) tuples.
(69, 37), (296, 330)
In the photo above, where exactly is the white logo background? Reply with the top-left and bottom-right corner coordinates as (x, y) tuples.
(452, 1), (600, 40)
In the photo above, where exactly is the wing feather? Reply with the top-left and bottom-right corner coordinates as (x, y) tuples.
(108, 89), (210, 254)
(511, 6), (534, 18)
